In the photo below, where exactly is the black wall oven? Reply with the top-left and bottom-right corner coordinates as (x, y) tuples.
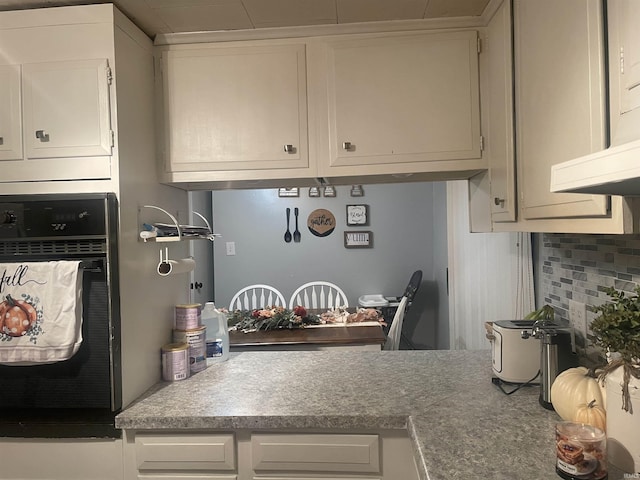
(0, 193), (121, 438)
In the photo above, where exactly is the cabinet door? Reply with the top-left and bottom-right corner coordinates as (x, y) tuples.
(0, 64), (23, 161)
(485, 0), (516, 222)
(608, 0), (640, 145)
(140, 476), (236, 480)
(22, 59), (112, 159)
(514, 0), (609, 219)
(251, 433), (380, 473)
(162, 44), (309, 173)
(318, 31), (481, 175)
(135, 432), (235, 471)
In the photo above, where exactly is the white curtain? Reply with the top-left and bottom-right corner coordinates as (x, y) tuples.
(447, 181), (535, 350)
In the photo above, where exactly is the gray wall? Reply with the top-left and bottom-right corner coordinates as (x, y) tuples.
(212, 182), (448, 349)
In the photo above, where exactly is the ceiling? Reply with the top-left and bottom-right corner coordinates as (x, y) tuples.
(0, 0), (492, 39)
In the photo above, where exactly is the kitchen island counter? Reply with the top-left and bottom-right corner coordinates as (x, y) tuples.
(116, 350), (624, 480)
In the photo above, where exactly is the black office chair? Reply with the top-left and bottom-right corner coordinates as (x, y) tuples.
(384, 270), (422, 349)
(403, 270), (423, 305)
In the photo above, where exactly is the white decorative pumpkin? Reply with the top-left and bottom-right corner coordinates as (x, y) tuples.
(551, 367), (607, 429)
(574, 399), (606, 431)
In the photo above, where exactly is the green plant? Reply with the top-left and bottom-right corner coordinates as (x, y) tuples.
(589, 285), (640, 412)
(590, 286), (640, 363)
(524, 304), (555, 322)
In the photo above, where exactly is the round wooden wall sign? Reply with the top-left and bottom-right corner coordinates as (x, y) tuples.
(307, 209), (335, 237)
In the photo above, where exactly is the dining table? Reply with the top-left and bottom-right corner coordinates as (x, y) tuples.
(229, 309), (386, 352)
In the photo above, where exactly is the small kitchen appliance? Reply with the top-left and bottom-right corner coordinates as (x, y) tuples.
(487, 320), (540, 384)
(527, 323), (577, 410)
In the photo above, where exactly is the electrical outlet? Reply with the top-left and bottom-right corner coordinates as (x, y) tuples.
(225, 241), (236, 256)
(569, 300), (587, 346)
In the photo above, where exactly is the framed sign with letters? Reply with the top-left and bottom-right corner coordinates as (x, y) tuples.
(344, 230), (373, 248)
(346, 204), (369, 226)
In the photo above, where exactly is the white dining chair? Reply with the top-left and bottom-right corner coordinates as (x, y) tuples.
(384, 295), (409, 351)
(229, 284), (286, 311)
(288, 281), (349, 309)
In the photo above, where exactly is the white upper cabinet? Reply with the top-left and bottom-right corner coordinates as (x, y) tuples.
(22, 59), (113, 160)
(0, 7), (116, 185)
(311, 30), (484, 178)
(160, 30), (487, 187)
(0, 64), (22, 161)
(484, 0), (516, 222)
(608, 0), (640, 146)
(514, 0), (609, 220)
(470, 0), (639, 234)
(161, 43), (311, 178)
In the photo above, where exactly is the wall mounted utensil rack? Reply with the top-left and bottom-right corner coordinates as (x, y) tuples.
(139, 204), (219, 242)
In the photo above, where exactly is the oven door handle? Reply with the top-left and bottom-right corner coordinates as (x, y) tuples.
(79, 259), (105, 272)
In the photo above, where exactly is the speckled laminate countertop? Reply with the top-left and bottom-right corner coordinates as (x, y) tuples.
(116, 350), (625, 480)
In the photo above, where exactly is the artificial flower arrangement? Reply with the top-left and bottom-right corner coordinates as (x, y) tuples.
(228, 305), (321, 333)
(227, 305), (387, 333)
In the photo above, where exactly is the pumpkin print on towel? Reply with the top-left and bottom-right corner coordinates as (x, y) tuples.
(0, 294), (43, 342)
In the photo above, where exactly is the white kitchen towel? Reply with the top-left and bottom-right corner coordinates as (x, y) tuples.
(0, 261), (83, 365)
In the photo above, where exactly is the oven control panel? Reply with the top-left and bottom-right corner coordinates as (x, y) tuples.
(0, 196), (109, 239)
(0, 204), (23, 238)
(1, 210), (17, 226)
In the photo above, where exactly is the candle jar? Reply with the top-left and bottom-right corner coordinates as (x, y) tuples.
(556, 421), (607, 480)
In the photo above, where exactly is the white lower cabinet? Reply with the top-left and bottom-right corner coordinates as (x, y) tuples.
(251, 433), (379, 474)
(125, 429), (418, 480)
(138, 477), (235, 480)
(135, 433), (236, 473)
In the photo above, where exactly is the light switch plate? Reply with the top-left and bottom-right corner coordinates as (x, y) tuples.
(569, 300), (587, 347)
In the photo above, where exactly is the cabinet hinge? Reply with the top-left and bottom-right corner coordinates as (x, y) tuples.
(110, 130), (115, 148)
(106, 66), (113, 85)
(477, 37), (482, 54)
(479, 135), (485, 151)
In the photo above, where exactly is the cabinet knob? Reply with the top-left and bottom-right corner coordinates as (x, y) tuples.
(342, 141), (353, 151)
(283, 144), (295, 153)
(494, 197), (505, 207)
(35, 130), (50, 142)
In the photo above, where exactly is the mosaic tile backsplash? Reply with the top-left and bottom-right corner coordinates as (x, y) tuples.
(538, 233), (640, 359)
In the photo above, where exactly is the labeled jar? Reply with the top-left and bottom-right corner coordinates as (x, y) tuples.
(556, 421), (607, 480)
(173, 326), (207, 374)
(175, 304), (201, 330)
(161, 342), (190, 382)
